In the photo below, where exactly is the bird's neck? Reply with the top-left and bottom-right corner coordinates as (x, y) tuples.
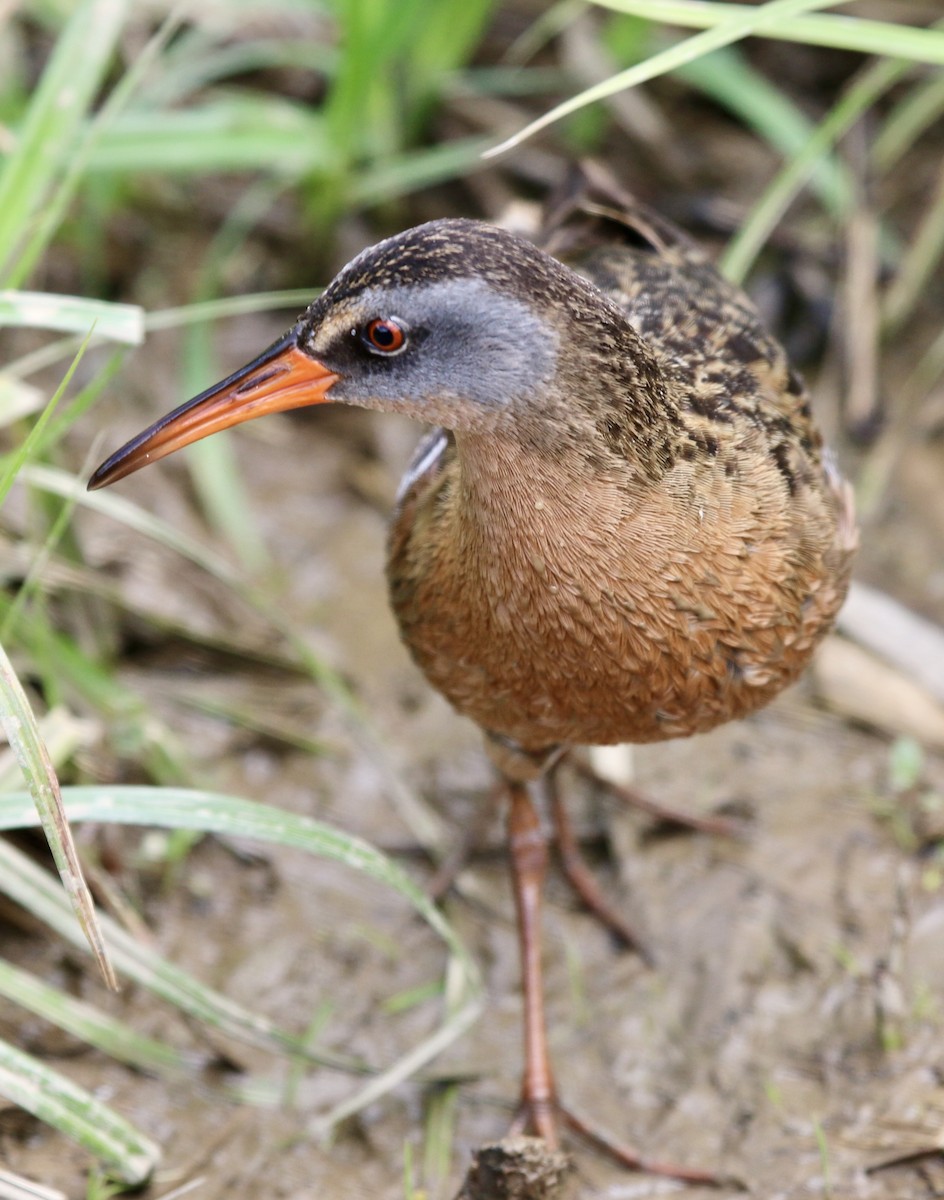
(450, 429), (614, 567)
(447, 324), (685, 565)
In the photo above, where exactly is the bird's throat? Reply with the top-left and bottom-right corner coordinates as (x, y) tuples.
(450, 429), (623, 592)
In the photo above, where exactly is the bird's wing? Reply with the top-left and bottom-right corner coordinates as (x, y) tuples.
(395, 426), (453, 505)
(542, 163), (816, 438)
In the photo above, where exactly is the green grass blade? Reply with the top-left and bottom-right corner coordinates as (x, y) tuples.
(592, 0), (944, 62)
(0, 788), (482, 1075)
(396, 0), (496, 137)
(20, 458), (362, 714)
(184, 432), (269, 570)
(143, 289), (315, 334)
(84, 97), (330, 174)
(0, 958), (195, 1076)
(422, 1074), (460, 1194)
(0, 0), (130, 282)
(12, 786), (476, 973)
(174, 178), (293, 572)
(6, 8), (183, 289)
(136, 34), (336, 109)
(0, 292), (143, 344)
(0, 644), (116, 990)
(0, 1036), (160, 1185)
(18, 464), (363, 726)
(0, 336), (91, 509)
(720, 56), (907, 283)
(677, 45), (850, 216)
(450, 65), (572, 97)
(1, 451), (87, 645)
(485, 0), (853, 156)
(351, 136), (493, 205)
(874, 73), (944, 171)
(14, 350), (126, 462)
(0, 835), (364, 1073)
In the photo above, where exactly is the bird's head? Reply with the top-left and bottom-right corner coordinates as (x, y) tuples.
(88, 219), (620, 490)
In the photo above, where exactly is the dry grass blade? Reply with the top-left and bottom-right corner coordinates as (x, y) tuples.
(20, 462), (242, 588)
(0, 1165), (67, 1200)
(882, 159), (944, 332)
(813, 638), (944, 750)
(838, 582), (944, 707)
(840, 201), (881, 434)
(313, 955), (482, 1137)
(0, 644), (116, 989)
(721, 55), (906, 282)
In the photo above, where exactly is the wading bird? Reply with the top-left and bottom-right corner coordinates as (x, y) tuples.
(90, 168), (856, 1180)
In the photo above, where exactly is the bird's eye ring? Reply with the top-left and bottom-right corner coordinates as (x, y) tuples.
(364, 317), (408, 355)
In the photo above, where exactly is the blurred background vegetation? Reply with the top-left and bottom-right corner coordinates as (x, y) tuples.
(0, 1), (943, 1196)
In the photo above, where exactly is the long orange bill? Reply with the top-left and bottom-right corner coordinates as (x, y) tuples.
(88, 329), (340, 490)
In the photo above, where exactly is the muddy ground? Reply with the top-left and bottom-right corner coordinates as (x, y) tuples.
(3, 322), (943, 1199)
(4, 13), (944, 1200)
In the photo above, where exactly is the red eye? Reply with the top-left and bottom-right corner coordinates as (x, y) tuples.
(364, 317), (407, 354)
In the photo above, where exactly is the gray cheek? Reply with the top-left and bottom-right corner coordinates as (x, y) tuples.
(434, 316), (558, 410)
(337, 280), (559, 413)
(429, 281), (559, 408)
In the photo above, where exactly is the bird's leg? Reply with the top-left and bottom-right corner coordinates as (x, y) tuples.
(427, 736), (564, 904)
(505, 779), (727, 1186)
(569, 754), (745, 839)
(544, 770), (653, 964)
(505, 779), (558, 1145)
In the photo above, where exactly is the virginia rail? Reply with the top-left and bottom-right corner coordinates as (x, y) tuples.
(89, 168), (857, 1178)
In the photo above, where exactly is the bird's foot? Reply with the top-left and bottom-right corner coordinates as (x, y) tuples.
(510, 1093), (730, 1187)
(570, 755), (747, 839)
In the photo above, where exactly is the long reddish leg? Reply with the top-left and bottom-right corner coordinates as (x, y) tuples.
(570, 756), (744, 838)
(545, 771), (653, 963)
(504, 778), (728, 1185)
(505, 779), (558, 1144)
